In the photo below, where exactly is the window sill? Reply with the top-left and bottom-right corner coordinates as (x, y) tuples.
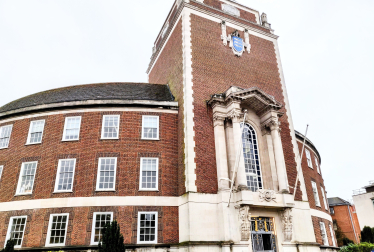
(45, 243), (66, 247)
(15, 193), (32, 196)
(100, 138), (119, 140)
(61, 139), (79, 142)
(53, 191), (73, 194)
(95, 190), (116, 192)
(141, 138), (160, 141)
(25, 142), (42, 146)
(139, 189), (159, 192)
(137, 242), (158, 245)
(0, 146), (9, 150)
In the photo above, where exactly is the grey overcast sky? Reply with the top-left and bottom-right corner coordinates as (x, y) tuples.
(0, 0), (373, 201)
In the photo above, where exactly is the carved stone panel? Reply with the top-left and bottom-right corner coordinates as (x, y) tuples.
(259, 189), (277, 202)
(280, 208), (293, 242)
(238, 205), (251, 241)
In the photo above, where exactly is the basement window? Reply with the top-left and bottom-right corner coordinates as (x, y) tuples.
(5, 216), (27, 248)
(46, 214), (69, 247)
(91, 212), (113, 245)
(0, 125), (13, 149)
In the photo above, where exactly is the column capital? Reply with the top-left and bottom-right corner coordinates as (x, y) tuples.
(261, 117), (281, 132)
(227, 109), (243, 123)
(213, 115), (225, 127)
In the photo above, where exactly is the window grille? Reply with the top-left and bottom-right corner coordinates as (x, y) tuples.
(54, 159), (76, 192)
(91, 212), (113, 245)
(251, 217), (277, 252)
(62, 117), (81, 141)
(142, 116), (159, 140)
(241, 123), (262, 192)
(305, 149), (313, 168)
(311, 181), (321, 207)
(27, 120), (45, 144)
(0, 125), (12, 148)
(137, 212), (158, 244)
(16, 162), (37, 195)
(46, 214), (69, 246)
(101, 115), (120, 139)
(315, 156), (320, 174)
(96, 158), (117, 191)
(319, 222), (329, 245)
(140, 158), (158, 190)
(6, 216), (27, 248)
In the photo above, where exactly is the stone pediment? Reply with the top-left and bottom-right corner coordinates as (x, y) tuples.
(207, 86), (282, 116)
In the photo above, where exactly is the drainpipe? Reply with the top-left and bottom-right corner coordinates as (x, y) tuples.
(347, 205), (358, 243)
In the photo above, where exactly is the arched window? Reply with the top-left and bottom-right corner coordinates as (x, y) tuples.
(241, 123), (263, 192)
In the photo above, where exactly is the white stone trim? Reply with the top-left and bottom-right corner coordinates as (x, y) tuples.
(273, 39), (308, 201)
(310, 208), (333, 222)
(219, 0), (260, 23)
(182, 8), (197, 192)
(0, 107), (178, 124)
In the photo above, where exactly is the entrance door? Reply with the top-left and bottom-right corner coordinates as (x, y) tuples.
(251, 217), (277, 252)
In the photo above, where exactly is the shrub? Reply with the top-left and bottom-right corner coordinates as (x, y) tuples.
(361, 226), (374, 243)
(340, 242), (374, 252)
(98, 221), (126, 252)
(1, 240), (15, 252)
(343, 237), (355, 246)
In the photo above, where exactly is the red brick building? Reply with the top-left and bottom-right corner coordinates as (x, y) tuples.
(328, 197), (361, 244)
(0, 0), (337, 251)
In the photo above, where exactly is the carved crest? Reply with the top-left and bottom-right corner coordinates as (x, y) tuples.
(281, 208), (293, 242)
(220, 24), (251, 56)
(259, 189), (277, 202)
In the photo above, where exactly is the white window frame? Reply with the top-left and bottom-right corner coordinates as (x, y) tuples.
(101, 115), (120, 140)
(54, 159), (77, 193)
(141, 115), (159, 140)
(0, 124), (13, 149)
(15, 161), (38, 196)
(139, 158), (159, 191)
(0, 165), (3, 181)
(26, 120), (45, 145)
(312, 181), (321, 207)
(90, 212), (113, 245)
(305, 149), (313, 168)
(45, 213), (69, 247)
(329, 224), (336, 247)
(62, 116), (82, 141)
(5, 216), (27, 248)
(321, 187), (328, 210)
(319, 222), (329, 246)
(96, 157), (117, 191)
(137, 212), (158, 244)
(315, 156), (321, 174)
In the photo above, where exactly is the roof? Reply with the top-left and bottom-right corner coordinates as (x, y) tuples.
(0, 83), (176, 118)
(328, 197), (351, 206)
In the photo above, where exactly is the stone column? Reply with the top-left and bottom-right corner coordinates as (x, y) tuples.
(213, 115), (230, 190)
(230, 111), (247, 189)
(268, 119), (289, 193)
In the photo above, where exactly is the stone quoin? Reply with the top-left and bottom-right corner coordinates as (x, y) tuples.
(0, 0), (337, 251)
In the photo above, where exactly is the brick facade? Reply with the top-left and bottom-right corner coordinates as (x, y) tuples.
(312, 216), (335, 246)
(330, 204), (360, 243)
(0, 206), (178, 248)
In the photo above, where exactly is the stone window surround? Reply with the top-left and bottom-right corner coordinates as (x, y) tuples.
(208, 86), (289, 193)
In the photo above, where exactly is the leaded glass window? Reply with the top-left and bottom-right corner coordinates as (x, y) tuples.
(0, 125), (13, 149)
(91, 212), (113, 245)
(101, 115), (120, 139)
(27, 120), (45, 144)
(137, 212), (157, 244)
(142, 116), (159, 140)
(6, 216), (27, 248)
(96, 157), (117, 191)
(62, 117), (81, 141)
(54, 159), (76, 192)
(241, 123), (262, 192)
(16, 162), (37, 195)
(46, 214), (68, 246)
(140, 158), (158, 190)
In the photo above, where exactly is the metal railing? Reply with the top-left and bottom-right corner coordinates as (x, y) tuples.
(353, 188), (367, 196)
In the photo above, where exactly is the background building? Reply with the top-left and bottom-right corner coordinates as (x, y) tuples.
(328, 197), (361, 244)
(0, 0), (337, 251)
(353, 181), (374, 230)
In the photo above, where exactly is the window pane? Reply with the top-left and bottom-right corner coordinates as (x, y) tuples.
(98, 158), (116, 190)
(102, 116), (119, 138)
(141, 159), (158, 189)
(139, 213), (156, 242)
(241, 123), (262, 192)
(8, 217), (27, 247)
(0, 125), (12, 148)
(56, 159), (75, 191)
(64, 117), (81, 140)
(93, 213), (112, 242)
(29, 121), (45, 143)
(48, 215), (68, 245)
(18, 162), (37, 194)
(142, 116), (158, 139)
